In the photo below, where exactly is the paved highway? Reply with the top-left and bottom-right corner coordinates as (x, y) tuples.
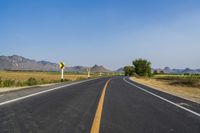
(0, 77), (199, 133)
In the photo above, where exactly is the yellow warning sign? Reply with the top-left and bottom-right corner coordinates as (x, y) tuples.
(59, 62), (65, 69)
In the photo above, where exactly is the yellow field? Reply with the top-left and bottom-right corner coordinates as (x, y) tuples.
(0, 71), (89, 82)
(131, 77), (200, 104)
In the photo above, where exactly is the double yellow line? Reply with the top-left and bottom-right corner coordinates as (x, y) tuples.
(90, 79), (110, 133)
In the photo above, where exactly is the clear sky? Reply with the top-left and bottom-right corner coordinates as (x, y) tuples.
(1, 0), (200, 70)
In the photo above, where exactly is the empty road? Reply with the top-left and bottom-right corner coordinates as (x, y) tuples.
(0, 77), (199, 133)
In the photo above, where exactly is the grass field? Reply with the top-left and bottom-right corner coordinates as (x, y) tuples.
(0, 71), (92, 88)
(154, 74), (200, 88)
(131, 74), (200, 103)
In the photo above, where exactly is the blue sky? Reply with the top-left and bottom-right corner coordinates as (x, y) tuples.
(1, 0), (200, 70)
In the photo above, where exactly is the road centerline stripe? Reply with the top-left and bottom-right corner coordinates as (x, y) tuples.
(123, 77), (200, 117)
(90, 79), (110, 133)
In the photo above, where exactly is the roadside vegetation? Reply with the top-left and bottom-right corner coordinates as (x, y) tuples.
(0, 71), (90, 88)
(153, 74), (200, 88)
(0, 70), (118, 88)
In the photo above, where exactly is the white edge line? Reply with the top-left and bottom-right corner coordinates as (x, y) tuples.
(123, 77), (200, 117)
(0, 78), (98, 106)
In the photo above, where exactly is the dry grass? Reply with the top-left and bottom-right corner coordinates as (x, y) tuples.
(0, 71), (89, 81)
(0, 71), (92, 88)
(130, 77), (200, 104)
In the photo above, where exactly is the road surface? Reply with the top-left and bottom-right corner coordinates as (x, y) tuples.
(0, 77), (199, 133)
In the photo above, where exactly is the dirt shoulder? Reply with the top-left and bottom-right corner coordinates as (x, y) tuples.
(130, 77), (200, 104)
(0, 83), (59, 94)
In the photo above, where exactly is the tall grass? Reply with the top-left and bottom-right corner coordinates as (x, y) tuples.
(153, 74), (200, 88)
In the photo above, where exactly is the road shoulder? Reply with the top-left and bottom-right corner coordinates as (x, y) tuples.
(130, 77), (200, 104)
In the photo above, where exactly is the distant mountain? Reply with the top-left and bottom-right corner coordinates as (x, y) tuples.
(0, 55), (59, 71)
(115, 67), (124, 73)
(90, 65), (112, 73)
(0, 55), (112, 72)
(182, 68), (200, 74)
(66, 66), (89, 72)
(154, 67), (200, 74)
(163, 67), (184, 74)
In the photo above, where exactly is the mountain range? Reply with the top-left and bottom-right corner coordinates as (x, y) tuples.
(0, 55), (114, 73)
(2, 55), (198, 74)
(154, 67), (200, 74)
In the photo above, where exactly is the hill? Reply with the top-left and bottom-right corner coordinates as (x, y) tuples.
(115, 67), (124, 73)
(0, 55), (59, 71)
(90, 65), (112, 73)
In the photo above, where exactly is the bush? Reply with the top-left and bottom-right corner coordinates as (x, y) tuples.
(3, 79), (15, 87)
(64, 79), (71, 82)
(26, 77), (38, 86)
(16, 81), (25, 87)
(124, 66), (134, 76)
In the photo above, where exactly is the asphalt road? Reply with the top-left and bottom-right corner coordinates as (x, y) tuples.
(0, 77), (199, 133)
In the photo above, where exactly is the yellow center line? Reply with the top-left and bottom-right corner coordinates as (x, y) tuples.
(90, 79), (110, 133)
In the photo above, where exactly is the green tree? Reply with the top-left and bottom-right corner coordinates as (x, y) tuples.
(124, 66), (134, 76)
(132, 59), (152, 77)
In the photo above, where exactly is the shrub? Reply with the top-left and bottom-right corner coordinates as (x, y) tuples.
(63, 79), (71, 82)
(26, 77), (38, 86)
(3, 79), (15, 87)
(124, 66), (134, 76)
(16, 81), (24, 87)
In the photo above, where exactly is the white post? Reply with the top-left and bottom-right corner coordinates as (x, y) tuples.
(87, 68), (90, 78)
(61, 69), (64, 82)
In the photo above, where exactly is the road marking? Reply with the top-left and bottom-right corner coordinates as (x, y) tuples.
(123, 77), (200, 117)
(0, 78), (99, 106)
(90, 79), (110, 133)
